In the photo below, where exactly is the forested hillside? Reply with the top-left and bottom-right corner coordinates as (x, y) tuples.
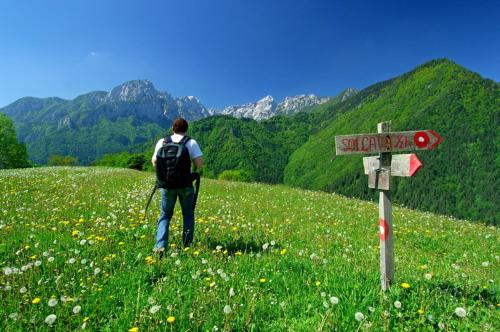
(285, 59), (499, 223)
(0, 113), (29, 169)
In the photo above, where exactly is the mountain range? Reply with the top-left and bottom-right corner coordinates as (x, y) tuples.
(1, 58), (498, 224)
(0, 80), (350, 164)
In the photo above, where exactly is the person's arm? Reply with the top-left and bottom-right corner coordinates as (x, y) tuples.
(193, 156), (203, 171)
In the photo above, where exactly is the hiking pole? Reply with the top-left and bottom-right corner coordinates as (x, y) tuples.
(143, 184), (158, 222)
(192, 173), (201, 210)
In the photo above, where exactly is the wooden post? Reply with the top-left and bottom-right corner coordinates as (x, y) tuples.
(378, 121), (394, 291)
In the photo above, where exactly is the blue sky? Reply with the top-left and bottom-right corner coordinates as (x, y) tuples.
(0, 0), (498, 109)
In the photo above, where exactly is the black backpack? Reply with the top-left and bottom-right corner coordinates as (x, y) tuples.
(155, 135), (192, 189)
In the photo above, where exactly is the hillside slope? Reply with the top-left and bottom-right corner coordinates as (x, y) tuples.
(284, 59), (500, 224)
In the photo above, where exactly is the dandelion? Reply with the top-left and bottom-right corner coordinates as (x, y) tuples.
(223, 305), (232, 314)
(259, 278), (266, 283)
(280, 248), (287, 255)
(315, 281), (321, 287)
(3, 267), (13, 276)
(9, 312), (18, 320)
(34, 260), (42, 267)
(19, 287), (27, 294)
(73, 305), (82, 314)
(394, 301), (402, 309)
(167, 316), (175, 324)
(355, 312), (364, 321)
(94, 267), (101, 275)
(68, 258), (76, 264)
(80, 239), (87, 245)
(454, 307), (467, 318)
(149, 305), (161, 314)
(48, 298), (58, 307)
(48, 257), (55, 263)
(401, 282), (410, 289)
(128, 327), (139, 332)
(368, 306), (375, 313)
(262, 243), (269, 250)
(481, 261), (490, 267)
(438, 322), (445, 330)
(229, 288), (235, 297)
(424, 273), (432, 280)
(32, 297), (41, 304)
(148, 297), (156, 305)
(418, 308), (425, 315)
(330, 296), (339, 305)
(44, 314), (57, 325)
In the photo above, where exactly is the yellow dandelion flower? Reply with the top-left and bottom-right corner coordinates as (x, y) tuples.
(128, 327), (139, 332)
(72, 230), (80, 237)
(401, 282), (410, 289)
(32, 297), (41, 304)
(193, 250), (200, 256)
(259, 278), (266, 283)
(167, 316), (175, 324)
(209, 282), (216, 288)
(118, 242), (125, 245)
(280, 249), (287, 255)
(235, 251), (242, 256)
(418, 308), (425, 315)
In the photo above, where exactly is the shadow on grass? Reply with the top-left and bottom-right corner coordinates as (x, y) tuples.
(204, 237), (281, 255)
(433, 282), (498, 305)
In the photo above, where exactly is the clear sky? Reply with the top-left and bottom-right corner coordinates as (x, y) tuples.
(0, 0), (498, 109)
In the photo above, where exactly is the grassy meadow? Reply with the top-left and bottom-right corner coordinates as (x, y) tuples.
(0, 167), (498, 331)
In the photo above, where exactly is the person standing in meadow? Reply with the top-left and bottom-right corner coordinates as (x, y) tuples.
(151, 118), (203, 255)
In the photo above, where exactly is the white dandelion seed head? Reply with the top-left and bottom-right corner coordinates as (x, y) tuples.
(223, 305), (232, 314)
(424, 273), (432, 280)
(34, 260), (42, 267)
(330, 296), (339, 305)
(19, 287), (27, 294)
(81, 259), (87, 265)
(320, 292), (326, 298)
(368, 306), (375, 313)
(438, 322), (445, 330)
(229, 288), (235, 297)
(262, 243), (269, 250)
(323, 300), (329, 308)
(68, 258), (76, 264)
(355, 312), (364, 321)
(149, 305), (161, 314)
(270, 240), (275, 246)
(79, 239), (87, 246)
(481, 261), (490, 267)
(201, 259), (208, 264)
(9, 312), (18, 320)
(94, 267), (101, 275)
(394, 301), (402, 309)
(44, 314), (57, 325)
(73, 305), (82, 314)
(175, 259), (181, 266)
(147, 297), (156, 305)
(454, 307), (467, 318)
(48, 257), (55, 263)
(3, 267), (13, 276)
(48, 298), (58, 307)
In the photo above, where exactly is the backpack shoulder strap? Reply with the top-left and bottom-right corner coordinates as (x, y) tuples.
(179, 136), (191, 146)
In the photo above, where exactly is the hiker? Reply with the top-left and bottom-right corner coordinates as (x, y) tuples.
(151, 118), (203, 254)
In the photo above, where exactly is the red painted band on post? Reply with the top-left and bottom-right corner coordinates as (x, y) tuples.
(379, 219), (389, 241)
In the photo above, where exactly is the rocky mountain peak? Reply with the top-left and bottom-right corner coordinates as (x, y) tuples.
(107, 79), (159, 102)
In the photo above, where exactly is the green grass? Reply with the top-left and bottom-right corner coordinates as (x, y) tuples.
(0, 167), (498, 331)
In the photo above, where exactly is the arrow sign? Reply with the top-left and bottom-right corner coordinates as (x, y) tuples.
(363, 154), (422, 177)
(335, 130), (442, 155)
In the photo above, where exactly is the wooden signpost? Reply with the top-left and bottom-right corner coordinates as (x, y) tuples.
(335, 122), (441, 291)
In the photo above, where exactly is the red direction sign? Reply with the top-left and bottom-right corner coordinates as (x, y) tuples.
(335, 130), (442, 155)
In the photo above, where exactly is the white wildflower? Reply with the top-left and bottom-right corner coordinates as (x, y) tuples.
(454, 307), (467, 318)
(330, 296), (339, 305)
(73, 305), (82, 314)
(355, 312), (364, 321)
(223, 305), (232, 314)
(149, 305), (161, 314)
(394, 301), (402, 309)
(44, 314), (57, 325)
(48, 298), (58, 307)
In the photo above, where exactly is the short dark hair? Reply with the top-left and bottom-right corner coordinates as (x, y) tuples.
(172, 118), (188, 133)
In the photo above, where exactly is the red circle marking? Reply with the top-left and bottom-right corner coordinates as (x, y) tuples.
(379, 219), (389, 241)
(414, 131), (430, 148)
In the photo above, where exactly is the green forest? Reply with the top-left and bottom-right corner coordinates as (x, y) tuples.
(0, 113), (29, 169)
